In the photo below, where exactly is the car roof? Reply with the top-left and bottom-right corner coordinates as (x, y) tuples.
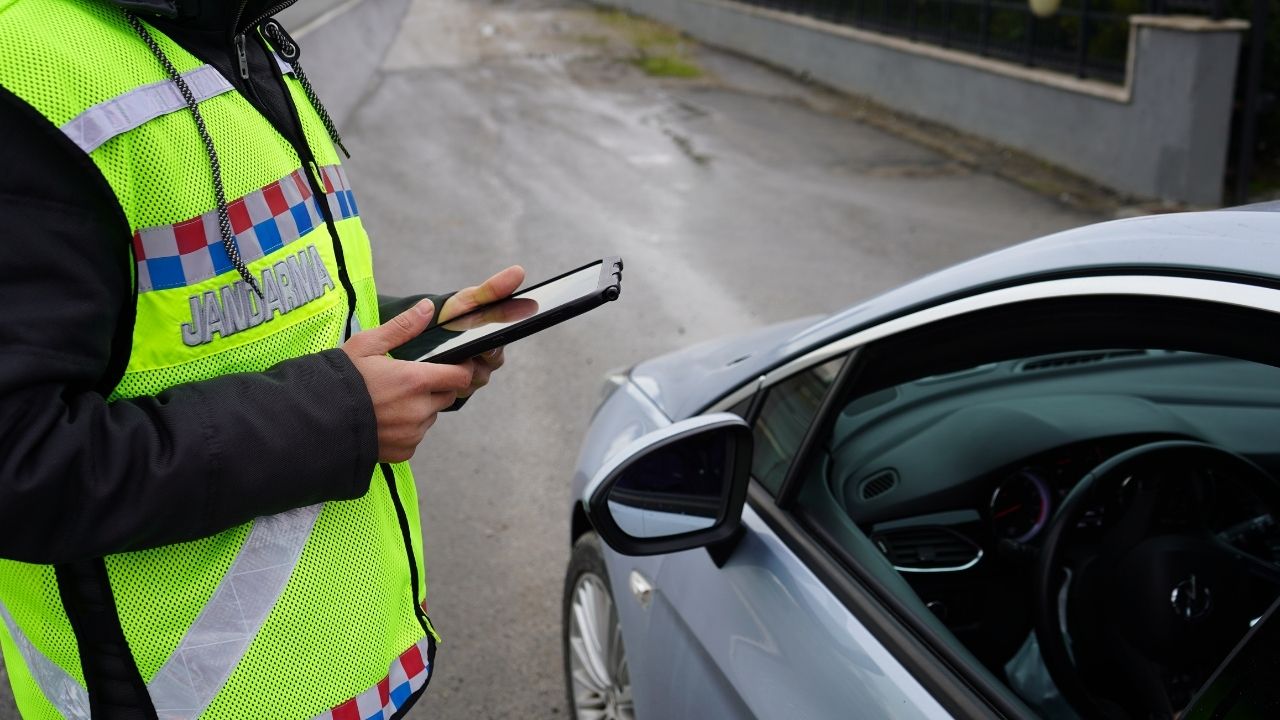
(784, 208), (1280, 354)
(636, 209), (1280, 419)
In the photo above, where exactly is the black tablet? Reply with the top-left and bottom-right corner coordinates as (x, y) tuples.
(389, 257), (623, 364)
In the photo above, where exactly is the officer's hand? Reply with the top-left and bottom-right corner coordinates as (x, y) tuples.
(465, 346), (505, 399)
(438, 265), (526, 399)
(343, 299), (476, 463)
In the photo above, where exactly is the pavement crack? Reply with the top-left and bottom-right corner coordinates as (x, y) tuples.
(662, 128), (712, 166)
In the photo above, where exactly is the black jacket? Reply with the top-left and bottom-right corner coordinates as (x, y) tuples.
(0, 0), (424, 564)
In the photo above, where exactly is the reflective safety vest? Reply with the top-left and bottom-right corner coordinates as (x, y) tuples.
(0, 1), (439, 718)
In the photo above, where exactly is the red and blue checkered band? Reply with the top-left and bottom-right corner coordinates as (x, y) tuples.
(132, 165), (359, 293)
(317, 638), (432, 720)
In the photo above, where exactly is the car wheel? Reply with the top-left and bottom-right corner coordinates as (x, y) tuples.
(563, 532), (634, 720)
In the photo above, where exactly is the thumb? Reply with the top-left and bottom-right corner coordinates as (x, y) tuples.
(346, 298), (434, 357)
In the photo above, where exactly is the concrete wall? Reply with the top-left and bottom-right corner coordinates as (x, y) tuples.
(281, 0), (413, 126)
(605, 0), (1246, 205)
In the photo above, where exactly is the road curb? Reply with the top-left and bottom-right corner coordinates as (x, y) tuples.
(291, 0), (412, 127)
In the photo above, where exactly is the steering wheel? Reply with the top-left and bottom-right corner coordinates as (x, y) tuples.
(1034, 440), (1280, 719)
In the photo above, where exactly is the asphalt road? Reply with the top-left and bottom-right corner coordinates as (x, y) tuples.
(0, 0), (1094, 717)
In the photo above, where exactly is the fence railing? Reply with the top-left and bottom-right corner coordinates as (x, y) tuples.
(734, 1), (1231, 84)
(731, 0), (1270, 203)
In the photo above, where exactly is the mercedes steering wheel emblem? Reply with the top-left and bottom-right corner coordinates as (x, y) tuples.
(1170, 574), (1212, 620)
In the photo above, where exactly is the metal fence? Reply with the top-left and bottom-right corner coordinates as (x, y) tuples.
(734, 0), (1271, 202)
(735, 0), (1231, 84)
(747, 0), (1127, 82)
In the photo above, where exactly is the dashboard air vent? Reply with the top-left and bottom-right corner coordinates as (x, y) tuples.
(873, 526), (982, 572)
(859, 470), (899, 501)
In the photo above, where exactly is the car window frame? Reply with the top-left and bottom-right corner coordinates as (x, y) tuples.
(706, 274), (1280, 720)
(744, 354), (850, 496)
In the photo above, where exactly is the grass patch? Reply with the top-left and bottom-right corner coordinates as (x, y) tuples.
(635, 55), (701, 78)
(594, 8), (702, 78)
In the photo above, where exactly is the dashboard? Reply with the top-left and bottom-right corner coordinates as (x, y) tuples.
(814, 349), (1280, 668)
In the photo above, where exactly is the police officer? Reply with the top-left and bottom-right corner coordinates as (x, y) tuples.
(0, 1), (520, 717)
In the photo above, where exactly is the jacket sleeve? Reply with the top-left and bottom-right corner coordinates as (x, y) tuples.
(0, 87), (380, 565)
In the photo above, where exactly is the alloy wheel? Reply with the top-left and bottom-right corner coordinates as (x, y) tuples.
(567, 573), (633, 720)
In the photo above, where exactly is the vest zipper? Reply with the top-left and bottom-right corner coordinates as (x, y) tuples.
(233, 33), (249, 79)
(231, 0), (251, 78)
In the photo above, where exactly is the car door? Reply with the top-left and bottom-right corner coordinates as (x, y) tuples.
(611, 356), (956, 719)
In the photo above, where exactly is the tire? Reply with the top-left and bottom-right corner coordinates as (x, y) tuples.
(563, 532), (634, 720)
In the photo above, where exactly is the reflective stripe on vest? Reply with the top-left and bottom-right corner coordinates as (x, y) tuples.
(60, 55), (295, 153)
(148, 504), (322, 718)
(60, 64), (230, 153)
(0, 603), (90, 720)
(133, 165), (356, 294)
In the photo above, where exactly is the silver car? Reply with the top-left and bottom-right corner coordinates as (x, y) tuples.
(562, 204), (1280, 720)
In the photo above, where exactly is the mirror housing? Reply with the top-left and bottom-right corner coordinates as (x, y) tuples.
(583, 413), (752, 557)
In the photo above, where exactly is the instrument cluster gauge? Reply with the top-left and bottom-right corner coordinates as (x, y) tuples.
(990, 469), (1052, 542)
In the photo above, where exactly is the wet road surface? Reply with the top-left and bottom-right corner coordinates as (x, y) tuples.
(0, 0), (1093, 717)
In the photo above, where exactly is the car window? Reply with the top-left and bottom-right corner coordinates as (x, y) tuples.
(781, 297), (1280, 720)
(749, 356), (843, 495)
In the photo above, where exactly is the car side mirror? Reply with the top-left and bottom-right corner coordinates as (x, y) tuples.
(582, 413), (752, 557)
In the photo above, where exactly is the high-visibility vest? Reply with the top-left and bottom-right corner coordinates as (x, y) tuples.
(0, 2), (439, 718)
